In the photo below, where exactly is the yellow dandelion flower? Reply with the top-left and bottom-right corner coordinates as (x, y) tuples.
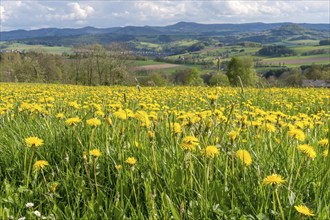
(55, 113), (65, 119)
(322, 149), (328, 157)
(106, 117), (112, 126)
(125, 157), (137, 166)
(95, 110), (105, 117)
(115, 164), (123, 170)
(50, 182), (59, 193)
(65, 117), (81, 126)
(288, 129), (305, 141)
(25, 137), (44, 148)
(236, 149), (252, 166)
(148, 131), (155, 139)
(114, 110), (128, 120)
(135, 110), (150, 127)
(318, 139), (328, 146)
(265, 123), (276, 132)
(294, 205), (315, 216)
(170, 122), (182, 134)
(89, 149), (102, 157)
(86, 118), (101, 127)
(201, 145), (219, 158)
(181, 136), (199, 151)
(297, 144), (316, 159)
(263, 174), (286, 186)
(207, 94), (217, 102)
(229, 130), (238, 141)
(33, 160), (49, 171)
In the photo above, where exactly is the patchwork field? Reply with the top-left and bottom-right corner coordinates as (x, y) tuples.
(0, 83), (329, 219)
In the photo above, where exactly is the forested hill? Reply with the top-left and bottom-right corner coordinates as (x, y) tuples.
(1, 22), (329, 46)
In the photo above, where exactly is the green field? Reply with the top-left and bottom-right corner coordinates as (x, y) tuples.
(132, 60), (167, 66)
(0, 42), (72, 54)
(260, 54), (330, 67)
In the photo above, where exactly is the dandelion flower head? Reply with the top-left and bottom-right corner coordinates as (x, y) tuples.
(125, 157), (137, 166)
(25, 137), (44, 148)
(65, 117), (81, 126)
(86, 118), (101, 127)
(288, 129), (305, 141)
(201, 145), (219, 158)
(263, 174), (286, 186)
(33, 160), (49, 171)
(90, 149), (102, 157)
(181, 136), (199, 151)
(297, 144), (316, 159)
(236, 149), (252, 166)
(294, 205), (315, 216)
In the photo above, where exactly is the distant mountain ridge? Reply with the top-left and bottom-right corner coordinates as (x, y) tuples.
(1, 22), (329, 41)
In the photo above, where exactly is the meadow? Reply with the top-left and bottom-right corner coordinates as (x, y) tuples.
(0, 42), (72, 55)
(0, 83), (329, 219)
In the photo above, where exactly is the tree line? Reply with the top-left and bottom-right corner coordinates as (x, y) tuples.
(1, 44), (329, 87)
(0, 44), (129, 85)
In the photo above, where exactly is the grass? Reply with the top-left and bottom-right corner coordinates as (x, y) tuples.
(0, 83), (329, 219)
(132, 60), (167, 66)
(259, 54), (330, 67)
(290, 45), (330, 54)
(0, 42), (72, 54)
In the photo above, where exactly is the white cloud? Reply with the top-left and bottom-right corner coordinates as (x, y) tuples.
(47, 2), (94, 21)
(0, 5), (7, 23)
(0, 0), (329, 31)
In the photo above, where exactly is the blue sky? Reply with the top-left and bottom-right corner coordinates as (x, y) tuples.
(1, 0), (329, 31)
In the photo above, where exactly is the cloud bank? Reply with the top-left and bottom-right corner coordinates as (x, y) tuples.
(0, 0), (329, 31)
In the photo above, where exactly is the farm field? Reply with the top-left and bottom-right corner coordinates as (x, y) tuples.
(0, 83), (329, 219)
(0, 42), (72, 54)
(261, 54), (330, 67)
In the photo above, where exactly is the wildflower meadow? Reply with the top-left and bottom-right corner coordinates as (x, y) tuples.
(0, 83), (329, 219)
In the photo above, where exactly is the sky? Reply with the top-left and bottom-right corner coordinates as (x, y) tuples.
(0, 0), (329, 31)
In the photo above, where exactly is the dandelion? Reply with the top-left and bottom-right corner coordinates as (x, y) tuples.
(201, 146), (219, 158)
(263, 174), (286, 186)
(125, 157), (137, 166)
(25, 137), (44, 148)
(95, 110), (105, 117)
(135, 110), (150, 127)
(229, 130), (238, 141)
(55, 113), (65, 119)
(170, 122), (182, 134)
(65, 117), (81, 126)
(265, 123), (276, 132)
(288, 129), (305, 141)
(50, 182), (59, 193)
(297, 144), (316, 159)
(89, 149), (102, 157)
(148, 131), (155, 139)
(114, 110), (128, 120)
(294, 205), (315, 216)
(115, 164), (123, 170)
(181, 136), (199, 151)
(33, 160), (49, 171)
(106, 117), (112, 126)
(86, 118), (101, 127)
(318, 139), (328, 146)
(322, 149), (328, 157)
(236, 149), (252, 166)
(207, 94), (217, 101)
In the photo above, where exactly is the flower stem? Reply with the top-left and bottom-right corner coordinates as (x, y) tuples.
(93, 159), (98, 195)
(26, 150), (35, 187)
(275, 188), (285, 220)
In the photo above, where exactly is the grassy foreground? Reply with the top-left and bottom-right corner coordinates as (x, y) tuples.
(0, 83), (329, 219)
